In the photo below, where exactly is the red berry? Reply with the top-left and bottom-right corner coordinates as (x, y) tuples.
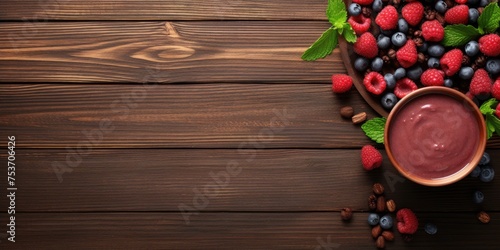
(363, 72), (387, 95)
(421, 69), (445, 86)
(331, 74), (353, 93)
(375, 5), (399, 31)
(397, 208), (419, 235)
(352, 0), (374, 5)
(454, 0), (467, 3)
(396, 40), (418, 68)
(348, 15), (371, 35)
(394, 78), (417, 99)
(361, 145), (383, 171)
(440, 49), (463, 76)
(479, 34), (500, 57)
(402, 1), (424, 26)
(469, 69), (492, 96)
(444, 5), (469, 24)
(421, 20), (444, 42)
(353, 33), (378, 59)
(492, 77), (500, 100)
(496, 103), (500, 119)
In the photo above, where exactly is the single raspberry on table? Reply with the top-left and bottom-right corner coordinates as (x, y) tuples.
(396, 40), (418, 68)
(440, 49), (463, 76)
(361, 145), (383, 171)
(421, 20), (444, 42)
(479, 34), (500, 57)
(394, 78), (417, 99)
(444, 5), (469, 24)
(331, 74), (353, 93)
(353, 33), (378, 59)
(348, 15), (371, 35)
(492, 77), (500, 100)
(469, 69), (492, 96)
(375, 5), (399, 31)
(402, 1), (424, 26)
(421, 69), (445, 86)
(352, 0), (374, 5)
(363, 72), (387, 95)
(397, 208), (419, 235)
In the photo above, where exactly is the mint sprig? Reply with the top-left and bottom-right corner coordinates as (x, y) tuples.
(302, 0), (356, 61)
(478, 2), (500, 34)
(480, 98), (500, 139)
(361, 117), (387, 144)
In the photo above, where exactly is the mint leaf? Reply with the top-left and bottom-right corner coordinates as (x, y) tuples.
(478, 2), (500, 34)
(327, 0), (347, 29)
(443, 25), (480, 46)
(486, 115), (497, 139)
(341, 23), (357, 43)
(361, 117), (387, 144)
(480, 98), (498, 115)
(302, 28), (338, 61)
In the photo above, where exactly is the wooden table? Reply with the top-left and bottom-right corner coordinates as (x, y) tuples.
(1, 1), (499, 249)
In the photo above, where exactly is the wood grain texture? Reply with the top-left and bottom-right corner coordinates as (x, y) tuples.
(1, 149), (498, 212)
(0, 0), (326, 21)
(0, 21), (343, 83)
(5, 212), (500, 249)
(0, 84), (378, 148)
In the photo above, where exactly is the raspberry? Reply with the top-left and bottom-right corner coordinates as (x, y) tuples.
(348, 15), (371, 35)
(394, 78), (417, 99)
(444, 5), (469, 24)
(363, 72), (387, 95)
(361, 145), (383, 171)
(492, 77), (500, 100)
(397, 208), (419, 235)
(402, 1), (424, 26)
(496, 103), (500, 119)
(469, 69), (492, 96)
(454, 0), (467, 3)
(440, 49), (463, 76)
(479, 34), (500, 57)
(421, 20), (444, 42)
(352, 0), (374, 5)
(353, 33), (378, 59)
(396, 40), (418, 68)
(421, 69), (445, 86)
(331, 74), (353, 93)
(375, 5), (399, 31)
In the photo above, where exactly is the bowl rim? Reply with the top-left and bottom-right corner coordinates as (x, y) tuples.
(384, 86), (487, 186)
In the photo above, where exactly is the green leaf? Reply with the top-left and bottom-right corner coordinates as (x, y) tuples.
(361, 117), (387, 144)
(486, 115), (498, 139)
(327, 0), (347, 29)
(478, 2), (500, 34)
(301, 28), (338, 61)
(480, 98), (498, 115)
(341, 23), (357, 43)
(442, 25), (481, 46)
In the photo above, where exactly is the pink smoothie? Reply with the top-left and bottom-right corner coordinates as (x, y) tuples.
(388, 94), (480, 180)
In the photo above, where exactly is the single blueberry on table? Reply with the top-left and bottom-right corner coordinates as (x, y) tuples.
(473, 190), (484, 204)
(479, 165), (495, 183)
(424, 223), (438, 235)
(368, 213), (380, 226)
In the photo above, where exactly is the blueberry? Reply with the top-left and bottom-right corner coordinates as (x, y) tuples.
(384, 73), (397, 89)
(380, 28), (395, 36)
(473, 190), (484, 204)
(459, 67), (474, 80)
(398, 19), (409, 33)
(381, 92), (398, 110)
(477, 93), (491, 101)
(424, 223), (438, 235)
(368, 213), (380, 226)
(435, 1), (447, 14)
(428, 57), (440, 68)
(479, 0), (489, 7)
(469, 8), (480, 23)
(467, 0), (480, 5)
(407, 66), (423, 81)
(379, 215), (394, 229)
(428, 44), (445, 57)
(372, 0), (383, 12)
(470, 166), (481, 178)
(354, 57), (370, 72)
(377, 35), (391, 50)
(394, 68), (406, 80)
(479, 152), (490, 165)
(486, 59), (500, 75)
(371, 57), (384, 72)
(465, 41), (480, 57)
(391, 32), (407, 47)
(418, 42), (428, 53)
(480, 165), (495, 183)
(444, 78), (453, 87)
(348, 3), (362, 16)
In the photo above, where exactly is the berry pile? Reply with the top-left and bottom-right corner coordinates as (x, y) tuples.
(347, 0), (500, 110)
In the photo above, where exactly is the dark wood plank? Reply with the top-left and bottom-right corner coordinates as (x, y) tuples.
(3, 212), (499, 249)
(1, 149), (498, 212)
(0, 0), (326, 21)
(0, 21), (342, 83)
(0, 84), (378, 148)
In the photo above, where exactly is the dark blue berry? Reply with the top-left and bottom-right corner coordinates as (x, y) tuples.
(348, 3), (362, 16)
(470, 166), (481, 178)
(480, 152), (490, 166)
(428, 57), (440, 68)
(354, 57), (369, 72)
(435, 1), (447, 14)
(398, 19), (409, 33)
(371, 57), (384, 72)
(377, 35), (391, 50)
(379, 215), (394, 229)
(368, 213), (380, 226)
(459, 67), (474, 80)
(468, 0), (480, 5)
(407, 66), (423, 81)
(372, 0), (383, 12)
(391, 32), (407, 47)
(486, 59), (500, 75)
(384, 73), (396, 89)
(444, 78), (453, 88)
(465, 41), (480, 57)
(480, 166), (495, 183)
(394, 68), (406, 80)
(418, 42), (428, 53)
(428, 44), (445, 57)
(424, 223), (438, 235)
(381, 92), (398, 110)
(479, 0), (489, 7)
(477, 93), (491, 101)
(380, 28), (395, 36)
(469, 8), (479, 24)
(473, 190), (484, 204)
